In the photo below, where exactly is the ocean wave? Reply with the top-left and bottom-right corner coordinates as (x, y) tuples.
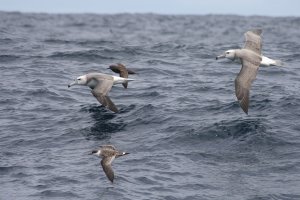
(1, 12), (300, 200)
(0, 54), (21, 62)
(49, 50), (116, 61)
(31, 190), (81, 198)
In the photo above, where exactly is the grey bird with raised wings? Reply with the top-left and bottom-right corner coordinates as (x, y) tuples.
(216, 29), (264, 114)
(68, 72), (134, 113)
(216, 31), (283, 67)
(91, 145), (129, 183)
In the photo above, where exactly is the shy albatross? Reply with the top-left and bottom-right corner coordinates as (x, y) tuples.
(68, 72), (134, 113)
(91, 145), (129, 183)
(216, 29), (264, 114)
(108, 63), (136, 89)
(216, 32), (282, 67)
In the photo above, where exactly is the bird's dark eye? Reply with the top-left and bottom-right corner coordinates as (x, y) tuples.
(226, 52), (230, 54)
(78, 78), (81, 80)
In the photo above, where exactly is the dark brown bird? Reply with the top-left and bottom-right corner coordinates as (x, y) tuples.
(109, 63), (135, 89)
(91, 145), (129, 183)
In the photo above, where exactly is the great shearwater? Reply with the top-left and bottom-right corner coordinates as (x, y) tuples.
(91, 145), (129, 183)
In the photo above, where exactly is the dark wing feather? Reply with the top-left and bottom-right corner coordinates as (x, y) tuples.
(101, 157), (115, 183)
(122, 82), (128, 89)
(91, 79), (118, 113)
(119, 68), (128, 78)
(92, 91), (118, 113)
(120, 69), (129, 89)
(109, 65), (121, 74)
(104, 96), (118, 112)
(116, 64), (129, 89)
(109, 64), (128, 78)
(109, 64), (129, 89)
(244, 29), (262, 55)
(235, 59), (259, 114)
(127, 69), (136, 74)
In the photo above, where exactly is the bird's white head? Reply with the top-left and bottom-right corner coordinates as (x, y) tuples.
(68, 75), (87, 88)
(216, 49), (236, 60)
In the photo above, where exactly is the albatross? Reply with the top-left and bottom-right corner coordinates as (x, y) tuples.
(216, 29), (265, 114)
(68, 72), (134, 113)
(91, 145), (129, 183)
(216, 32), (283, 67)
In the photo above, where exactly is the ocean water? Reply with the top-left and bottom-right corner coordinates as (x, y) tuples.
(0, 11), (300, 200)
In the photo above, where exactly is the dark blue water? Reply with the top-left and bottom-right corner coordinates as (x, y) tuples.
(1, 11), (300, 199)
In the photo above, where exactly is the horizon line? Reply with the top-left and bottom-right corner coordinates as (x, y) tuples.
(1, 10), (299, 18)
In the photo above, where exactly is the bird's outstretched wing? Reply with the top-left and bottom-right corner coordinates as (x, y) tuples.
(101, 157), (115, 183)
(91, 79), (118, 113)
(235, 59), (260, 114)
(244, 29), (262, 55)
(119, 66), (129, 79)
(120, 67), (129, 89)
(235, 29), (262, 114)
(92, 91), (118, 113)
(109, 63), (135, 89)
(100, 145), (116, 150)
(109, 64), (129, 78)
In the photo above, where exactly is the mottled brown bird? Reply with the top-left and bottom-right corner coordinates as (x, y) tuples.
(91, 145), (129, 183)
(109, 63), (135, 89)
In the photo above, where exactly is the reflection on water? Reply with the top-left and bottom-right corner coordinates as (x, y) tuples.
(210, 117), (268, 139)
(80, 105), (126, 140)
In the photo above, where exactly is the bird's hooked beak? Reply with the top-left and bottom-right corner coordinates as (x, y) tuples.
(216, 53), (226, 60)
(68, 80), (77, 88)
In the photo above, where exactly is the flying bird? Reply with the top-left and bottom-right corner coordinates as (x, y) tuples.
(68, 72), (134, 113)
(216, 29), (265, 114)
(108, 63), (136, 89)
(91, 145), (129, 183)
(216, 32), (282, 67)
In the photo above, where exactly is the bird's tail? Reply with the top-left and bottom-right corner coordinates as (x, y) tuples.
(125, 78), (135, 81)
(116, 152), (129, 157)
(273, 60), (283, 67)
(122, 78), (134, 89)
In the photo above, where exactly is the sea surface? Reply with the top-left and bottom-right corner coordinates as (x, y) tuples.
(0, 11), (300, 200)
